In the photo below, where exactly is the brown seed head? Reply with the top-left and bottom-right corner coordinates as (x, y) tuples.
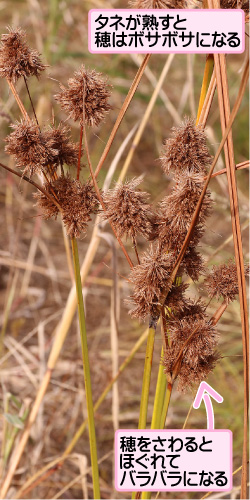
(55, 65), (112, 127)
(163, 304), (219, 391)
(204, 260), (249, 303)
(103, 176), (154, 240)
(160, 118), (212, 176)
(165, 282), (190, 313)
(159, 173), (212, 234)
(44, 124), (80, 168)
(5, 119), (58, 176)
(129, 246), (174, 321)
(35, 175), (99, 237)
(0, 27), (46, 83)
(182, 247), (205, 281)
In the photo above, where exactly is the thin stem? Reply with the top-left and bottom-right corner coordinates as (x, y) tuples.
(208, 161), (249, 180)
(94, 54), (151, 178)
(138, 327), (156, 429)
(0, 162), (61, 211)
(196, 55), (214, 125)
(23, 76), (40, 129)
(6, 78), (29, 119)
(133, 326), (156, 500)
(82, 110), (134, 269)
(14, 327), (149, 500)
(132, 235), (140, 265)
(71, 236), (100, 499)
(160, 382), (173, 429)
(77, 125), (83, 180)
(151, 348), (166, 430)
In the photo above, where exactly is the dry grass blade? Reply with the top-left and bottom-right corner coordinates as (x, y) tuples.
(118, 54), (175, 181)
(94, 54), (151, 178)
(209, 161), (249, 179)
(197, 71), (216, 128)
(130, 53), (181, 124)
(82, 109), (134, 269)
(0, 162), (61, 211)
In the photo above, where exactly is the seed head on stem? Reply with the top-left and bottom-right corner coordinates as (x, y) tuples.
(0, 26), (46, 83)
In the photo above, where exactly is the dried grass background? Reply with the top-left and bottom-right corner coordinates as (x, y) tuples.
(0, 1), (249, 499)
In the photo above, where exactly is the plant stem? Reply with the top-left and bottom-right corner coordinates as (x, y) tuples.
(23, 76), (40, 129)
(71, 236), (100, 499)
(94, 54), (151, 178)
(132, 327), (156, 496)
(82, 112), (134, 269)
(140, 369), (170, 500)
(151, 348), (167, 430)
(196, 55), (214, 125)
(160, 382), (173, 429)
(138, 327), (156, 430)
(140, 351), (167, 499)
(77, 125), (83, 180)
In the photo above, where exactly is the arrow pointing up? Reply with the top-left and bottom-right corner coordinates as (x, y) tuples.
(193, 382), (223, 430)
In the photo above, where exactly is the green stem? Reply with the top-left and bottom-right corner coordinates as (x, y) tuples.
(151, 348), (166, 430)
(63, 327), (149, 457)
(132, 327), (155, 500)
(141, 349), (167, 500)
(160, 382), (173, 429)
(138, 327), (156, 429)
(71, 236), (100, 499)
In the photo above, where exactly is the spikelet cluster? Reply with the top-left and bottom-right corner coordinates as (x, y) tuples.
(160, 119), (212, 177)
(128, 118), (213, 325)
(44, 124), (79, 168)
(102, 177), (154, 241)
(55, 66), (112, 127)
(155, 120), (212, 282)
(5, 120), (79, 176)
(5, 120), (57, 176)
(35, 175), (99, 238)
(129, 246), (174, 322)
(204, 260), (249, 304)
(163, 302), (219, 392)
(0, 27), (46, 83)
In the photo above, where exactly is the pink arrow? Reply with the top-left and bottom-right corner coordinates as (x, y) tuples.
(193, 382), (223, 430)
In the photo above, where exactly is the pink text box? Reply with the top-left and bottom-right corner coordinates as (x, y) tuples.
(115, 429), (232, 492)
(89, 9), (244, 54)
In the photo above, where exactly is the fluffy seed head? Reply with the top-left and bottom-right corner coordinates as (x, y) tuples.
(103, 176), (154, 241)
(182, 247), (205, 281)
(44, 124), (79, 168)
(158, 173), (212, 235)
(34, 175), (99, 237)
(0, 27), (46, 83)
(160, 118), (212, 176)
(5, 119), (58, 176)
(165, 282), (190, 313)
(163, 303), (219, 391)
(204, 260), (249, 304)
(55, 65), (112, 127)
(129, 246), (174, 321)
